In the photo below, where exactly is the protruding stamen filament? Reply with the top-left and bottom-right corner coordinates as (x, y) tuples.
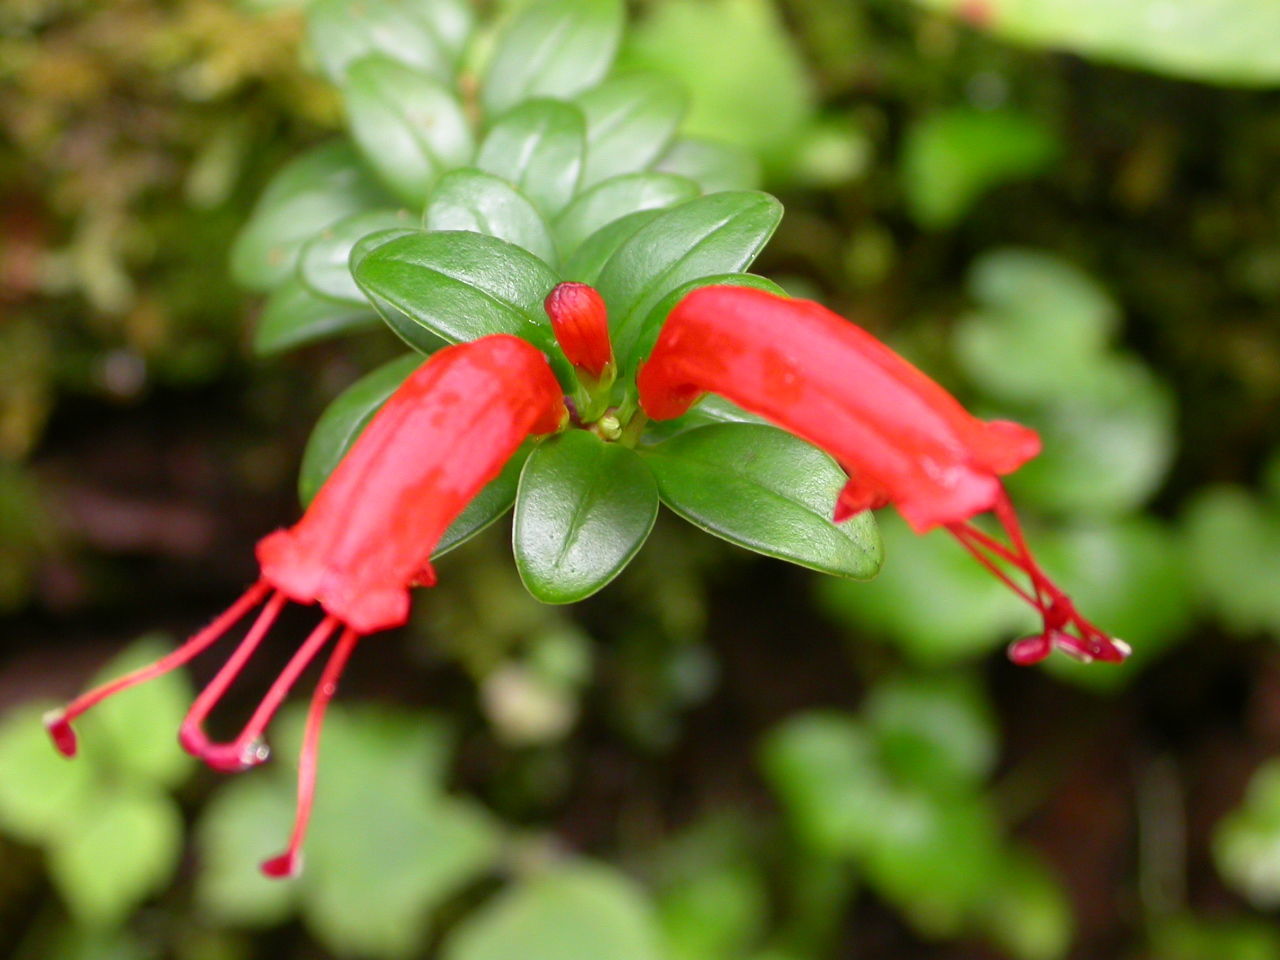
(44, 580), (273, 758)
(945, 487), (1129, 666)
(178, 590), (287, 771)
(261, 627), (361, 880)
(184, 614), (340, 773)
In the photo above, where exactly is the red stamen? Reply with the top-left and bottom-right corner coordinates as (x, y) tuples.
(186, 615), (339, 773)
(44, 581), (273, 758)
(261, 627), (360, 880)
(179, 590), (287, 771)
(946, 489), (1130, 666)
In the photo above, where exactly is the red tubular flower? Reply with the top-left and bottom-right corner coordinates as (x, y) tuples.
(45, 334), (566, 877)
(545, 281), (613, 379)
(637, 285), (1130, 667)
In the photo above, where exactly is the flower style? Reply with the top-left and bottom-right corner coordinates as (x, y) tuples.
(45, 334), (567, 877)
(637, 285), (1130, 666)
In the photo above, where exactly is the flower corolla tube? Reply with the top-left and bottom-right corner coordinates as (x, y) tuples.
(637, 285), (1131, 667)
(44, 334), (566, 878)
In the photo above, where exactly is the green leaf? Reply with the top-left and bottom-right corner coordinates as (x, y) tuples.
(298, 353), (424, 506)
(1184, 486), (1280, 638)
(342, 55), (474, 205)
(655, 137), (762, 192)
(1216, 759), (1280, 908)
(291, 706), (501, 959)
(592, 192), (782, 368)
(979, 850), (1073, 960)
(861, 790), (1003, 937)
(915, 0), (1280, 87)
(254, 278), (380, 356)
(513, 431), (659, 604)
(305, 796), (500, 958)
(305, 0), (472, 83)
(955, 248), (1120, 403)
(625, 272), (783, 377)
(482, 0), (625, 115)
(299, 208), (415, 304)
(76, 636), (194, 789)
(0, 702), (98, 844)
(1006, 356), (1175, 517)
(577, 72), (689, 188)
(864, 674), (996, 789)
(622, 0), (814, 167)
(195, 775), (298, 928)
(444, 863), (663, 960)
(903, 108), (1058, 229)
(759, 712), (893, 858)
(48, 787), (183, 927)
(230, 142), (390, 292)
(554, 172), (700, 260)
(476, 99), (587, 217)
(425, 169), (557, 266)
(299, 353), (528, 556)
(562, 209), (665, 284)
(352, 231), (563, 371)
(643, 424), (881, 579)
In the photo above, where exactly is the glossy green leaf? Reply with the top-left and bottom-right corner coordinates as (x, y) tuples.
(903, 108), (1058, 229)
(299, 353), (528, 556)
(444, 863), (663, 960)
(0, 702), (98, 844)
(476, 99), (587, 216)
(639, 392), (769, 444)
(577, 73), (689, 188)
(593, 192), (783, 367)
(482, 0), (625, 115)
(623, 0), (815, 166)
(254, 278), (380, 356)
(554, 172), (699, 259)
(654, 137), (761, 192)
(48, 786), (183, 927)
(353, 231), (563, 371)
(562, 209), (665, 284)
(299, 208), (415, 304)
(425, 169), (557, 266)
(230, 143), (390, 292)
(916, 0), (1280, 87)
(625, 272), (784, 377)
(305, 0), (472, 83)
(642, 424), (881, 579)
(514, 431), (658, 603)
(342, 55), (474, 205)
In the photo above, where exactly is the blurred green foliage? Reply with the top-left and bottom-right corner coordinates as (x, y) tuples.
(4, 0), (1280, 959)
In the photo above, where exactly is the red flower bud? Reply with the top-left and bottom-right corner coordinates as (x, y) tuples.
(638, 285), (1129, 666)
(45, 335), (566, 877)
(545, 282), (613, 379)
